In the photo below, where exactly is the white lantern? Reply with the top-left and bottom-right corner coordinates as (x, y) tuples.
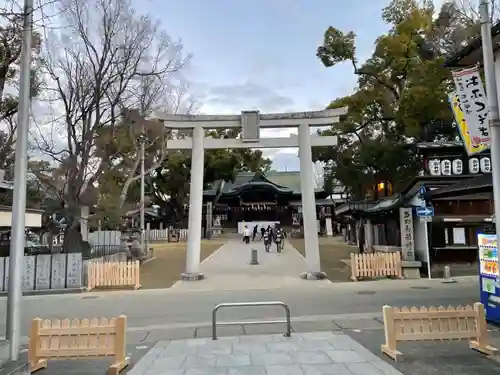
(428, 159), (441, 176)
(441, 159), (452, 176)
(469, 158), (480, 174)
(452, 159), (463, 175)
(480, 157), (491, 173)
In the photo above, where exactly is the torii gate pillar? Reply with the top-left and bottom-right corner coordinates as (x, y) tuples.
(156, 108), (348, 281)
(183, 125), (205, 279)
(298, 123), (322, 278)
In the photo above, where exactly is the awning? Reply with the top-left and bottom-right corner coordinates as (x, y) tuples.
(362, 195), (404, 214)
(423, 174), (492, 199)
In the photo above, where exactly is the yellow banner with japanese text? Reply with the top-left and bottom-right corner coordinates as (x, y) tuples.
(448, 92), (490, 155)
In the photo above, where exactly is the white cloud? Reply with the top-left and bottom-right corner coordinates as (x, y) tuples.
(195, 80), (296, 116)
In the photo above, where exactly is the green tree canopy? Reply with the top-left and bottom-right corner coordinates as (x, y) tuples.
(314, 0), (483, 199)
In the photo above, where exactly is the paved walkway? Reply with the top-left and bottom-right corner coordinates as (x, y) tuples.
(126, 331), (403, 375)
(171, 239), (330, 291)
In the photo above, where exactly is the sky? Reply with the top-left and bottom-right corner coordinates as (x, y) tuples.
(131, 0), (417, 170)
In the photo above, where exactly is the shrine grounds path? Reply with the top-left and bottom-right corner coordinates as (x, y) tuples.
(170, 238), (331, 292)
(140, 240), (225, 289)
(141, 235), (386, 290)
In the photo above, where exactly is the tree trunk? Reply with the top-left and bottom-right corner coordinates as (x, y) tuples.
(62, 203), (91, 258)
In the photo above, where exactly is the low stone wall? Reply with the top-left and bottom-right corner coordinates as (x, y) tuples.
(0, 253), (84, 292)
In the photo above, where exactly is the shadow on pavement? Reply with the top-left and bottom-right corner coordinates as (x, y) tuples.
(22, 342), (153, 375)
(346, 329), (500, 375)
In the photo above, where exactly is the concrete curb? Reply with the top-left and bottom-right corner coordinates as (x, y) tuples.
(0, 288), (85, 297)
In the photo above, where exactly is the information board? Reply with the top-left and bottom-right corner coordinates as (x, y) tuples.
(478, 233), (500, 324)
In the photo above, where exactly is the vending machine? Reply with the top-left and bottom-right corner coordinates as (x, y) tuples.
(478, 233), (500, 324)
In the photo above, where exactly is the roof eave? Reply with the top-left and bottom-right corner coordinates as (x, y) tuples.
(444, 22), (500, 67)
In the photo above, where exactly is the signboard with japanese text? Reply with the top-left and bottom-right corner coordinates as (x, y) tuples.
(479, 234), (498, 278)
(451, 66), (491, 147)
(449, 92), (490, 155)
(399, 207), (415, 261)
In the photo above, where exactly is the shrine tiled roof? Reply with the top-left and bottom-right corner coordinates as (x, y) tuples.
(415, 141), (463, 149)
(203, 171), (325, 196)
(423, 174), (492, 199)
(444, 21), (500, 68)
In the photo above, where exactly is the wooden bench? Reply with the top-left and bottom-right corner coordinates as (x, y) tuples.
(350, 252), (403, 281)
(381, 303), (497, 362)
(87, 260), (141, 291)
(29, 315), (129, 375)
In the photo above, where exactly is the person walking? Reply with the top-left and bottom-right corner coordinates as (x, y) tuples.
(263, 228), (271, 252)
(252, 224), (258, 242)
(260, 227), (266, 240)
(243, 226), (251, 244)
(271, 225), (277, 244)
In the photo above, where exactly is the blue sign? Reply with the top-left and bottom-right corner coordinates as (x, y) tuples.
(418, 186), (426, 197)
(415, 206), (434, 217)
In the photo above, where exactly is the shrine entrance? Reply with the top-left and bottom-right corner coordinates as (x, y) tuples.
(156, 108), (347, 280)
(236, 203), (294, 225)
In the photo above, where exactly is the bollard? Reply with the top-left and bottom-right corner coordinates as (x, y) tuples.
(250, 248), (259, 265)
(442, 265), (456, 283)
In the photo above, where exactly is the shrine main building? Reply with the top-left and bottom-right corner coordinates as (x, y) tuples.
(202, 171), (341, 231)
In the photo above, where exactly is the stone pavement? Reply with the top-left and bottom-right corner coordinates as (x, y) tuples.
(171, 239), (330, 291)
(126, 331), (404, 375)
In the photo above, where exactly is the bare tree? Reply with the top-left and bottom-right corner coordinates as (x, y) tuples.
(114, 81), (196, 210)
(32, 0), (191, 249)
(430, 0), (500, 56)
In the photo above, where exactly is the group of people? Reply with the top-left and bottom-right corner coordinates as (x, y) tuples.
(242, 224), (286, 252)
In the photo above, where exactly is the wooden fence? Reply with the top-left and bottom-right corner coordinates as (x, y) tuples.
(381, 303), (497, 362)
(43, 228), (189, 245)
(29, 315), (129, 375)
(350, 252), (403, 281)
(87, 260), (141, 291)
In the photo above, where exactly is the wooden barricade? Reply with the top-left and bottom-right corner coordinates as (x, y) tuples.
(29, 315), (129, 375)
(381, 303), (497, 362)
(87, 260), (141, 291)
(350, 252), (403, 281)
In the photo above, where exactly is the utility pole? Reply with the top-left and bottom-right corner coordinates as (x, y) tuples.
(479, 0), (500, 235)
(139, 128), (146, 255)
(6, 0), (34, 360)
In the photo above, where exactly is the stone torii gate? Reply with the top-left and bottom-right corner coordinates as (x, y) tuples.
(155, 108), (347, 280)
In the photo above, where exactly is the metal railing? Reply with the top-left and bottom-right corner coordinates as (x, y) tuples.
(212, 301), (292, 340)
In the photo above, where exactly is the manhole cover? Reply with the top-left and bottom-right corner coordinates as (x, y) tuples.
(81, 296), (100, 300)
(410, 286), (430, 290)
(356, 290), (376, 295)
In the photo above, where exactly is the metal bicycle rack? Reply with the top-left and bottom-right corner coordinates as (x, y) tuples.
(212, 301), (292, 340)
